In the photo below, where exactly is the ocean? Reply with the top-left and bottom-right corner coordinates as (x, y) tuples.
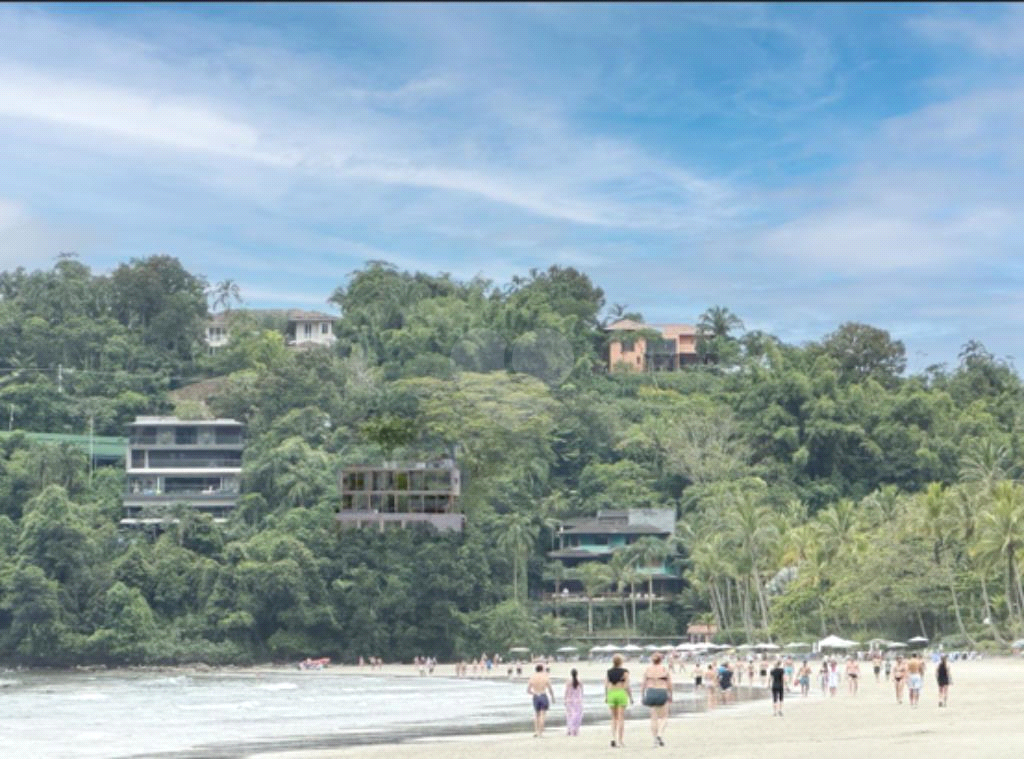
(0, 667), (746, 758)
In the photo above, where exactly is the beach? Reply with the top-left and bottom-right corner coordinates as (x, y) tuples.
(248, 656), (1024, 759)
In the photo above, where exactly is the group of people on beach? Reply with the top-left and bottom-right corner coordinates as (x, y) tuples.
(522, 648), (955, 744)
(526, 652), (674, 747)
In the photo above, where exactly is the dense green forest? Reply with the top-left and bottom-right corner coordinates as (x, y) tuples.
(1, 254), (1023, 666)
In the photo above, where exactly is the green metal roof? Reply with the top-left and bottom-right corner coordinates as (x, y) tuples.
(0, 431), (127, 461)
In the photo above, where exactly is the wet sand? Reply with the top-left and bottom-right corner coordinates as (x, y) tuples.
(246, 657), (1024, 759)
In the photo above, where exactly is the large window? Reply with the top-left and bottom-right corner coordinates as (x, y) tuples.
(147, 450), (243, 468)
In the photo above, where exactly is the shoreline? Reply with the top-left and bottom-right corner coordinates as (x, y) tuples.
(240, 657), (1024, 759)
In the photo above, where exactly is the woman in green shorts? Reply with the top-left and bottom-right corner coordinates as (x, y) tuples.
(605, 654), (633, 748)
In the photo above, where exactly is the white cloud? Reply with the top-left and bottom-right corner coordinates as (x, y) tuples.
(908, 7), (1024, 57)
(0, 66), (296, 166)
(0, 198), (90, 269)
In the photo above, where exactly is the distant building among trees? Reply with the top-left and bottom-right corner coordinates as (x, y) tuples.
(337, 460), (464, 532)
(122, 416), (245, 525)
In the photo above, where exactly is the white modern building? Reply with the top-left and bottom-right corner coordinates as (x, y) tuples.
(285, 310), (337, 347)
(203, 308), (337, 352)
(123, 416), (245, 522)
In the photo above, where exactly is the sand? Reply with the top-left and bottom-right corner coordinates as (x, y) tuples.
(248, 656), (1024, 759)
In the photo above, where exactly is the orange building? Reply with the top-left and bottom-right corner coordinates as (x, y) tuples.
(605, 319), (699, 372)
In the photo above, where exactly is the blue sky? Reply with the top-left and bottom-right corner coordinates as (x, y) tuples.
(1, 3), (1023, 372)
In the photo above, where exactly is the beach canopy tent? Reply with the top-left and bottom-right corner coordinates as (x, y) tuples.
(556, 646), (578, 653)
(818, 634), (858, 649)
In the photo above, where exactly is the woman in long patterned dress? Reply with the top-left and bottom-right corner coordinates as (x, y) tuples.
(564, 668), (584, 736)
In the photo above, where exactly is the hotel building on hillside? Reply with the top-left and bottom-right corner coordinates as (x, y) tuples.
(548, 508), (681, 596)
(122, 417), (245, 523)
(337, 460), (464, 532)
(605, 319), (700, 372)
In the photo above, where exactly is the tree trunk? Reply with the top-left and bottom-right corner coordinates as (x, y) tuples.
(588, 600), (594, 634)
(752, 568), (771, 634)
(630, 581), (638, 632)
(980, 575), (1005, 643)
(944, 559), (975, 646)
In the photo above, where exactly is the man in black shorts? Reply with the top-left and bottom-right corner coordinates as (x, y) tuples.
(769, 660), (786, 716)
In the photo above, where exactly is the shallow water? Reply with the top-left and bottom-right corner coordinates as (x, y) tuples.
(0, 669), (756, 758)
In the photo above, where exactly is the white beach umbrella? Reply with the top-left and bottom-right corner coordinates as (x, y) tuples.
(756, 643), (781, 651)
(657, 644), (676, 652)
(621, 644), (644, 653)
(589, 645), (605, 653)
(508, 646), (530, 653)
(785, 642), (811, 649)
(818, 634), (857, 649)
(908, 636), (929, 644)
(736, 644), (754, 651)
(644, 644), (660, 651)
(557, 646), (578, 653)
(887, 642), (907, 649)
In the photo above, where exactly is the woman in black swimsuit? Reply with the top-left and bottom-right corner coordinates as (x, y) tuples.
(936, 655), (951, 707)
(642, 653), (672, 747)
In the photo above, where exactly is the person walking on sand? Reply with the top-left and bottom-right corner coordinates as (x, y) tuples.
(717, 660), (734, 705)
(936, 655), (951, 707)
(704, 663), (717, 707)
(798, 660), (811, 697)
(642, 652), (672, 747)
(872, 652), (882, 683)
(564, 668), (584, 736)
(828, 659), (840, 697)
(907, 653), (924, 708)
(846, 657), (860, 695)
(769, 659), (786, 716)
(605, 654), (633, 748)
(893, 656), (908, 704)
(527, 663), (555, 737)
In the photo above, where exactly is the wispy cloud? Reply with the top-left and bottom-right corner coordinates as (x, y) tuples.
(908, 6), (1024, 57)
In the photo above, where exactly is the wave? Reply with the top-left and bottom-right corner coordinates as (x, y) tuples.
(258, 682), (299, 691)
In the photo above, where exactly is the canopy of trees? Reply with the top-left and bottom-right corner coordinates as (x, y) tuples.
(1, 256), (1023, 665)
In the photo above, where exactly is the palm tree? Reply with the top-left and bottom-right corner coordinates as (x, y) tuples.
(959, 439), (1012, 494)
(976, 481), (1024, 626)
(608, 551), (634, 633)
(724, 490), (777, 634)
(497, 512), (540, 602)
(575, 562), (612, 634)
(916, 483), (974, 645)
(629, 537), (672, 612)
(697, 306), (744, 339)
(543, 561), (568, 617)
(208, 279), (243, 312)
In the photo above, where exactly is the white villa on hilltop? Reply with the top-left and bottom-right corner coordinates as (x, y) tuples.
(205, 308), (337, 352)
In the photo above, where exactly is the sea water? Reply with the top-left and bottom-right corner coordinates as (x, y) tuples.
(0, 668), (710, 758)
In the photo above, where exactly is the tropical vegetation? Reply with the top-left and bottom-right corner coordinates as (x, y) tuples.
(1, 254), (1023, 665)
